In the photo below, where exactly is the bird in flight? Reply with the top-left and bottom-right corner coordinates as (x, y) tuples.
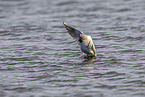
(63, 22), (96, 58)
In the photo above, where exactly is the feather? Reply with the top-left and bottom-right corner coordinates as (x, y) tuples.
(63, 22), (84, 41)
(63, 22), (96, 57)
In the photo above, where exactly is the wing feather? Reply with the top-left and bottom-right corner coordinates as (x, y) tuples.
(63, 22), (84, 40)
(63, 22), (96, 57)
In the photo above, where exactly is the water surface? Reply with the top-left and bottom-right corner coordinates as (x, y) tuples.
(0, 0), (145, 97)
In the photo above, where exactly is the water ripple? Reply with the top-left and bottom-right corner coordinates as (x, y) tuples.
(0, 0), (145, 97)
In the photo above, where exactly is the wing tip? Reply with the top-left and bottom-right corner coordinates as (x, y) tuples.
(63, 22), (74, 31)
(63, 22), (67, 26)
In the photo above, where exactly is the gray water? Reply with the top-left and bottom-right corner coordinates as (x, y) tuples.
(0, 0), (145, 97)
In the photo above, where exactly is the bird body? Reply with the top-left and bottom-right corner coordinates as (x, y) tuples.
(63, 22), (96, 57)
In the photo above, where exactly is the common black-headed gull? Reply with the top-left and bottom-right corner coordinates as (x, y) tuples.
(63, 22), (96, 58)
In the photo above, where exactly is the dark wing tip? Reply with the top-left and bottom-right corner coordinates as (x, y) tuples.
(63, 22), (70, 28)
(63, 22), (75, 31)
(63, 22), (67, 26)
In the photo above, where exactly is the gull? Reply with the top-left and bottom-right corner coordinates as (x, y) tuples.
(63, 22), (96, 58)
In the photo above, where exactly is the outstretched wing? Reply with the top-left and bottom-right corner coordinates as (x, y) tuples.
(63, 22), (84, 41)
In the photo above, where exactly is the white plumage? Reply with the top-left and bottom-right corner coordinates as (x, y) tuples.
(63, 22), (96, 57)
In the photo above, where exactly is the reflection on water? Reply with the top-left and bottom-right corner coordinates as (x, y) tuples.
(0, 0), (145, 97)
